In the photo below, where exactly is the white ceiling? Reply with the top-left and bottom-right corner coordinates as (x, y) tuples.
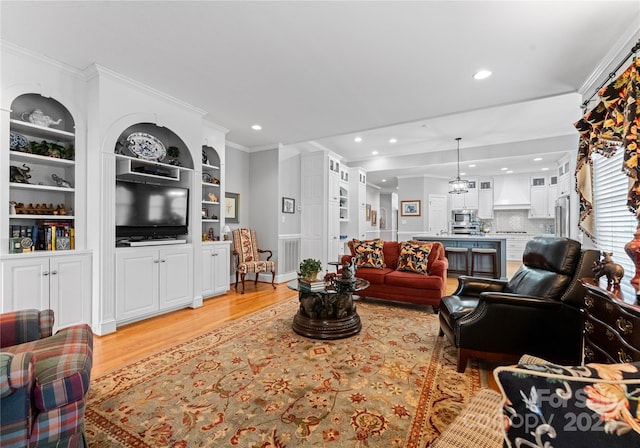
(2, 1), (639, 192)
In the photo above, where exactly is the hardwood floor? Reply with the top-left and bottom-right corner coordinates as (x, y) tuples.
(93, 262), (522, 377)
(92, 282), (294, 376)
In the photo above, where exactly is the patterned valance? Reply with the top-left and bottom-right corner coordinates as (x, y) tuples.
(574, 57), (640, 240)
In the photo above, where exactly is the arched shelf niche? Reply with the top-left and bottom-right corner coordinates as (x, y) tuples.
(6, 93), (78, 253)
(201, 145), (222, 241)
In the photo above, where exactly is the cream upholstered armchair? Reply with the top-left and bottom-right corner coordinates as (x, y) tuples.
(232, 228), (276, 294)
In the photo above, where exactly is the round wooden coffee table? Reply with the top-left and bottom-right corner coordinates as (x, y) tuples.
(288, 278), (369, 339)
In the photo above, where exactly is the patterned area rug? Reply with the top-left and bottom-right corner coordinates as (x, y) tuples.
(86, 298), (480, 447)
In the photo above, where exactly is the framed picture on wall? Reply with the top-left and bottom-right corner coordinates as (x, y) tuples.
(282, 197), (295, 214)
(400, 200), (421, 216)
(366, 204), (371, 220)
(225, 192), (239, 223)
(371, 210), (377, 226)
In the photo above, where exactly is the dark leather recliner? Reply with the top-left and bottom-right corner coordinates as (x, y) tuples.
(439, 236), (599, 372)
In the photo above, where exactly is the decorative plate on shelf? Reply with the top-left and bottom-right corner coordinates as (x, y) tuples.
(202, 172), (212, 183)
(126, 132), (166, 161)
(10, 132), (28, 150)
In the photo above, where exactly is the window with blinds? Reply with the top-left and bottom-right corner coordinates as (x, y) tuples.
(592, 149), (636, 295)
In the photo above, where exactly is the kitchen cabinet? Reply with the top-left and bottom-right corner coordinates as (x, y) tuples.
(450, 177), (478, 210)
(116, 245), (193, 324)
(477, 178), (493, 219)
(1, 252), (91, 331)
(529, 176), (555, 218)
(201, 241), (231, 298)
(505, 236), (528, 261)
(557, 158), (571, 196)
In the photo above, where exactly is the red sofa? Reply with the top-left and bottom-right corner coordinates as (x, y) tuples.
(340, 240), (448, 310)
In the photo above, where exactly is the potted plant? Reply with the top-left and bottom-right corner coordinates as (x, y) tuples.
(299, 258), (322, 281)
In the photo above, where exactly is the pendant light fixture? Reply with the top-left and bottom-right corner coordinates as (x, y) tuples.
(449, 137), (469, 194)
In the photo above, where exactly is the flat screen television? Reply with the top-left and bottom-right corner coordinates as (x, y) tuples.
(115, 180), (189, 238)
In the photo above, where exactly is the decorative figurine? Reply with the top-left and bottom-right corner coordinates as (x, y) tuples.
(208, 192), (218, 202)
(51, 173), (72, 188)
(207, 228), (215, 241)
(9, 201), (17, 215)
(592, 251), (625, 286)
(202, 149), (208, 165)
(10, 164), (31, 183)
(21, 109), (62, 127)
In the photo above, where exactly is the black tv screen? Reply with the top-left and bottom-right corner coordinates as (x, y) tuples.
(116, 180), (189, 238)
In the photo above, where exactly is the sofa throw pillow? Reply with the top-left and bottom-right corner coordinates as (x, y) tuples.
(351, 238), (385, 269)
(495, 361), (640, 447)
(396, 241), (433, 274)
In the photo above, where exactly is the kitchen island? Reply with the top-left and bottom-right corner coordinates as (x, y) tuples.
(412, 235), (507, 279)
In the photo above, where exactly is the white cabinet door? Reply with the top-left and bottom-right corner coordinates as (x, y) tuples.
(213, 243), (230, 295)
(529, 186), (548, 218)
(201, 246), (215, 298)
(558, 174), (571, 196)
(116, 249), (159, 322)
(328, 201), (340, 264)
(1, 258), (49, 312)
(201, 243), (230, 298)
(158, 247), (193, 310)
(548, 184), (558, 218)
(50, 254), (91, 331)
(1, 254), (91, 331)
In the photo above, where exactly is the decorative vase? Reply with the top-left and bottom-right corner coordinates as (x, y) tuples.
(303, 272), (319, 282)
(624, 221), (640, 289)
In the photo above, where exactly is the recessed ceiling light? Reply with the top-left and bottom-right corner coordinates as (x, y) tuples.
(506, 170), (514, 174)
(251, 124), (262, 131)
(354, 136), (362, 143)
(381, 179), (387, 182)
(372, 151), (378, 155)
(534, 157), (543, 161)
(541, 167), (549, 171)
(460, 172), (467, 176)
(501, 167), (508, 171)
(389, 138), (397, 144)
(473, 70), (492, 80)
(468, 164), (476, 168)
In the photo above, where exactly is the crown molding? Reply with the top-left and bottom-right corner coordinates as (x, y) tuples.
(85, 63), (209, 117)
(1, 40), (85, 79)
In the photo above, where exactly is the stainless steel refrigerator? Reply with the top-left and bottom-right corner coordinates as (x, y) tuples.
(555, 195), (570, 237)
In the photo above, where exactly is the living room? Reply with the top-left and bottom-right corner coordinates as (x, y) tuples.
(2, 2), (640, 446)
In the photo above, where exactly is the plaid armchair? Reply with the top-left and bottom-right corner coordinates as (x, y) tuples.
(0, 309), (93, 448)
(232, 228), (276, 294)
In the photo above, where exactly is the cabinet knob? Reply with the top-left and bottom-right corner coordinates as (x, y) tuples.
(50, 270), (57, 275)
(43, 271), (49, 276)
(161, 259), (167, 263)
(154, 260), (160, 263)
(212, 253), (218, 256)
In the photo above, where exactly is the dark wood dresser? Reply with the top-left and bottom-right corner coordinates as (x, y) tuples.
(581, 279), (640, 364)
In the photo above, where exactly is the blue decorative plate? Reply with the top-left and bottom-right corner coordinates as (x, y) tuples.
(10, 132), (28, 150)
(126, 132), (166, 161)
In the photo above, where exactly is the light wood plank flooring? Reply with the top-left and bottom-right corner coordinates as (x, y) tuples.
(93, 262), (521, 377)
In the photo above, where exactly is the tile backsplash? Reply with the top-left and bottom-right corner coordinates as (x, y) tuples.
(484, 210), (554, 234)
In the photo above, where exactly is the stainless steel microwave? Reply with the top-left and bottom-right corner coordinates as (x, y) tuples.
(452, 210), (476, 224)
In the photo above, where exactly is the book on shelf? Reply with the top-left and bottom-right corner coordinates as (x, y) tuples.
(8, 222), (74, 252)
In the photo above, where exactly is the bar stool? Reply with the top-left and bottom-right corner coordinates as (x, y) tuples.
(470, 247), (498, 278)
(445, 246), (469, 276)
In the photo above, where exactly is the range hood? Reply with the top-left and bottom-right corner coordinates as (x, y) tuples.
(493, 203), (532, 210)
(492, 177), (531, 210)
